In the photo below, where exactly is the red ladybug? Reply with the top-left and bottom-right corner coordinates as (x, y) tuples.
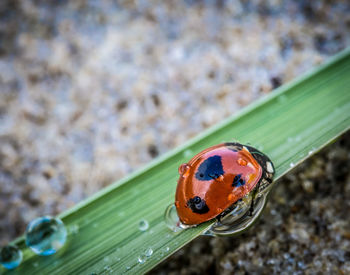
(175, 143), (275, 226)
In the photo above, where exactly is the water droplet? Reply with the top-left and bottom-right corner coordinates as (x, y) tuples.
(165, 247), (170, 252)
(25, 216), (67, 256)
(183, 149), (193, 158)
(277, 94), (287, 103)
(104, 256), (110, 262)
(237, 158), (247, 166)
(290, 162), (295, 168)
(204, 192), (268, 236)
(69, 224), (79, 235)
(138, 254), (146, 264)
(138, 219), (149, 231)
(178, 163), (190, 177)
(125, 266), (131, 270)
(104, 265), (113, 273)
(145, 248), (153, 257)
(118, 211), (125, 217)
(164, 204), (184, 233)
(308, 150), (314, 156)
(115, 257), (121, 262)
(0, 245), (23, 270)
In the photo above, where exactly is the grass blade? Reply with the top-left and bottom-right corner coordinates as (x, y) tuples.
(4, 48), (350, 274)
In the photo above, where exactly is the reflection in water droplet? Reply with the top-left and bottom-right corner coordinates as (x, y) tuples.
(139, 219), (149, 231)
(204, 180), (275, 237)
(290, 162), (295, 168)
(0, 245), (23, 270)
(25, 216), (67, 256)
(138, 247), (153, 264)
(164, 204), (185, 233)
(145, 248), (153, 257)
(165, 247), (170, 252)
(138, 254), (146, 264)
(204, 192), (268, 236)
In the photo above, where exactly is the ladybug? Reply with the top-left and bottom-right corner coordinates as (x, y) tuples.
(175, 142), (275, 226)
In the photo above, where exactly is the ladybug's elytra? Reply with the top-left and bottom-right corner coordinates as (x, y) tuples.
(175, 143), (275, 226)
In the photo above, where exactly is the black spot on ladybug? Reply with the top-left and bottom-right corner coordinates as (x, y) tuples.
(232, 174), (245, 187)
(187, 196), (210, 214)
(195, 155), (224, 181)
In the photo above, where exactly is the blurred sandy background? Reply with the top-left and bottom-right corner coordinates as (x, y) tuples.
(0, 0), (350, 273)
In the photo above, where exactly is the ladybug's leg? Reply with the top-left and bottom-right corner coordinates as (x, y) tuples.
(249, 180), (261, 216)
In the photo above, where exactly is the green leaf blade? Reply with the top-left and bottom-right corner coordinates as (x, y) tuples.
(5, 48), (350, 275)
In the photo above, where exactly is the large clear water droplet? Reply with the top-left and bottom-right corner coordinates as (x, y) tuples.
(204, 192), (268, 236)
(0, 245), (23, 270)
(164, 204), (190, 233)
(25, 216), (67, 256)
